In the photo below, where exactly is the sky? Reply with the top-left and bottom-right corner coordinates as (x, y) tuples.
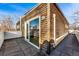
(0, 3), (79, 25)
(58, 3), (79, 24)
(0, 3), (37, 24)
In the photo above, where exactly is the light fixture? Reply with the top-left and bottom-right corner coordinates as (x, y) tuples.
(41, 16), (46, 20)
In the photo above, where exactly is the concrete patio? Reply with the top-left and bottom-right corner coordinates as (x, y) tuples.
(0, 31), (22, 48)
(50, 34), (79, 56)
(0, 37), (39, 56)
(0, 32), (79, 56)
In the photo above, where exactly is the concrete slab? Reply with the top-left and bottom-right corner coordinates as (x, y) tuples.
(0, 37), (38, 56)
(50, 34), (79, 56)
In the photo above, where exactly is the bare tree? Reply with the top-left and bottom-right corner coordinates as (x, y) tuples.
(0, 16), (15, 32)
(70, 10), (79, 30)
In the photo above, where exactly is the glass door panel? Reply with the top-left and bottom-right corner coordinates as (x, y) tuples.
(29, 18), (39, 46)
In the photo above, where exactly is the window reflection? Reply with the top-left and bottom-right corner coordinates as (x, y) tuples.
(30, 18), (39, 46)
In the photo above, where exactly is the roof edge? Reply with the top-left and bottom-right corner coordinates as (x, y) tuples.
(54, 3), (69, 25)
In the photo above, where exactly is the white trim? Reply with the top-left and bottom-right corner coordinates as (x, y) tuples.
(53, 32), (68, 47)
(27, 16), (40, 22)
(56, 32), (68, 41)
(47, 3), (51, 42)
(25, 39), (40, 49)
(53, 14), (56, 43)
(24, 15), (41, 49)
(25, 22), (26, 39)
(39, 16), (42, 45)
(24, 22), (29, 41)
(20, 17), (21, 32)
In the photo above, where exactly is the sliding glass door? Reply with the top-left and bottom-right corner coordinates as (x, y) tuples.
(26, 17), (39, 47)
(29, 18), (39, 46)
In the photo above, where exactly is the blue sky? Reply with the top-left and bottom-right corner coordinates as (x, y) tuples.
(58, 3), (79, 24)
(0, 3), (79, 24)
(0, 3), (37, 24)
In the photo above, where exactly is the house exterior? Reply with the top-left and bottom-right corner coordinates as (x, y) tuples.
(16, 3), (69, 49)
(16, 21), (20, 31)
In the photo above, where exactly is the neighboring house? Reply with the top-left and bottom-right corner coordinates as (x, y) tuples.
(16, 21), (20, 31)
(16, 3), (69, 49)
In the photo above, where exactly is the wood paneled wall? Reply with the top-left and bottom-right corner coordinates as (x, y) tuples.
(20, 3), (69, 46)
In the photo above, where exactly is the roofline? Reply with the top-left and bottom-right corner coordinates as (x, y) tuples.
(23, 3), (41, 18)
(24, 3), (41, 15)
(21, 3), (69, 25)
(16, 4), (41, 24)
(54, 3), (69, 25)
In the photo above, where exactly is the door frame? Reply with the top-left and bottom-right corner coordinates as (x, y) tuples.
(25, 21), (29, 41)
(25, 16), (41, 49)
